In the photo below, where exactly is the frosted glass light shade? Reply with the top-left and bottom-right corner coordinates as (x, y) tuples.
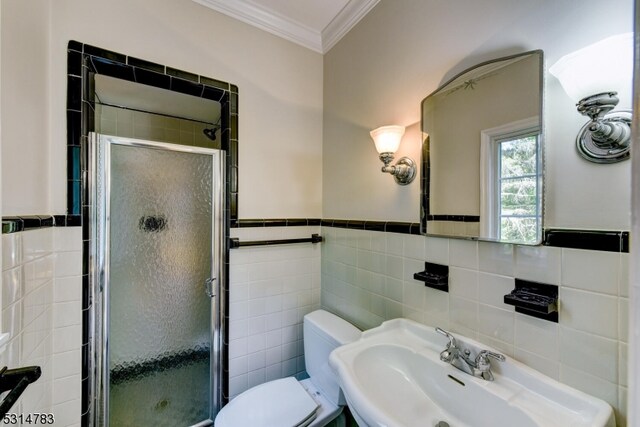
(549, 32), (633, 101)
(370, 125), (405, 154)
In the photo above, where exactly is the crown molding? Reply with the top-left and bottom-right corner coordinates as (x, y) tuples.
(192, 0), (323, 52)
(192, 0), (379, 54)
(322, 0), (380, 53)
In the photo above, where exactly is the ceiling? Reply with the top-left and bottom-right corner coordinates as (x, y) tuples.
(192, 0), (380, 53)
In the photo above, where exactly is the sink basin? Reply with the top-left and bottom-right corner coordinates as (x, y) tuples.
(329, 319), (614, 427)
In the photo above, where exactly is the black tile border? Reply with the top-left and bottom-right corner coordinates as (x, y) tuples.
(3, 215), (631, 254)
(321, 219), (422, 236)
(66, 40), (239, 221)
(543, 229), (629, 253)
(426, 215), (480, 222)
(2, 215), (81, 234)
(318, 220), (630, 253)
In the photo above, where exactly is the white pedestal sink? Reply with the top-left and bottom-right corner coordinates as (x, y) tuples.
(329, 319), (614, 427)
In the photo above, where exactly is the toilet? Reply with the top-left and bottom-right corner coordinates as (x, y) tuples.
(214, 310), (361, 427)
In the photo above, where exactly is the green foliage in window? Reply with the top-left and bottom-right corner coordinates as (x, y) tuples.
(499, 135), (539, 243)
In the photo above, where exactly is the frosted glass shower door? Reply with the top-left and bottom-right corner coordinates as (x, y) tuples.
(97, 135), (222, 427)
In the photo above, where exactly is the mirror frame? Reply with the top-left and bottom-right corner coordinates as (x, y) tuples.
(420, 49), (544, 245)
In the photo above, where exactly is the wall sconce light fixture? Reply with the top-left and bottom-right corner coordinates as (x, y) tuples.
(549, 33), (633, 163)
(370, 125), (416, 185)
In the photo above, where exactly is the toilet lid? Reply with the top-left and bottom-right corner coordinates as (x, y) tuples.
(215, 377), (319, 427)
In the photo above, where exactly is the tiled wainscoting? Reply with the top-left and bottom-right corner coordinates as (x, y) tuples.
(320, 226), (629, 426)
(1, 221), (629, 425)
(227, 226), (321, 399)
(1, 228), (82, 426)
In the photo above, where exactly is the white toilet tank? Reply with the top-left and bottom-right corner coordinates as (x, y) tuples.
(303, 310), (361, 406)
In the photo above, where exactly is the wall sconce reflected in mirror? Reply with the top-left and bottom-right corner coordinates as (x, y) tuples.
(370, 125), (416, 185)
(549, 32), (633, 163)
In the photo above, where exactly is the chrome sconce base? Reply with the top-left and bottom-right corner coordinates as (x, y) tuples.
(379, 153), (416, 185)
(575, 92), (632, 163)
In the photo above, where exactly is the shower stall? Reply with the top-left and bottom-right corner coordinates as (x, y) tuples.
(90, 133), (225, 426)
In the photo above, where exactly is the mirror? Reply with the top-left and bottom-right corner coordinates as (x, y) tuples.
(420, 50), (543, 244)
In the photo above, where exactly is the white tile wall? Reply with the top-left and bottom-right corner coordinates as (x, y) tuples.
(51, 227), (82, 427)
(1, 229), (54, 418)
(0, 227), (82, 427)
(227, 226), (321, 399)
(6, 225), (626, 424)
(321, 227), (629, 425)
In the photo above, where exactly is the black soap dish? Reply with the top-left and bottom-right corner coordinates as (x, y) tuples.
(504, 279), (558, 323)
(413, 262), (449, 292)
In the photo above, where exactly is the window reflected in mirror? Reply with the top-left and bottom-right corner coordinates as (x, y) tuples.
(494, 131), (541, 243)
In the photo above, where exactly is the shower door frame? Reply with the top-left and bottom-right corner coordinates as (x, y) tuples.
(90, 133), (226, 427)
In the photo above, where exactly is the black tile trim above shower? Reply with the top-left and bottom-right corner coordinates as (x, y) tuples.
(2, 215), (81, 234)
(66, 40), (239, 222)
(543, 229), (629, 253)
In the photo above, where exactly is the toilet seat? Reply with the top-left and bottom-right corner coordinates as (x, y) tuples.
(215, 377), (319, 427)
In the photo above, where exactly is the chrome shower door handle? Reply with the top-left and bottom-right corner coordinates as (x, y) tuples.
(205, 277), (216, 298)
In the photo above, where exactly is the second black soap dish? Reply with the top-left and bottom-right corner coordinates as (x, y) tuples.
(504, 279), (558, 322)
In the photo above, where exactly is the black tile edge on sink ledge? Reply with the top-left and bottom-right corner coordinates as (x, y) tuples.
(3, 215), (81, 234)
(543, 229), (629, 253)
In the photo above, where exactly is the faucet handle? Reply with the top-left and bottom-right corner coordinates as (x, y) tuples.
(475, 350), (505, 369)
(435, 327), (457, 349)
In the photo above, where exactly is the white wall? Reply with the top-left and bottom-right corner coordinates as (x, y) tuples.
(1, 0), (51, 215)
(2, 0), (323, 219)
(323, 0), (633, 230)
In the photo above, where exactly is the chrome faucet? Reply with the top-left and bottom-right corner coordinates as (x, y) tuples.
(435, 327), (505, 381)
